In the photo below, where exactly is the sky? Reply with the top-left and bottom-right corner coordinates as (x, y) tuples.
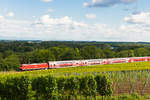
(0, 0), (150, 42)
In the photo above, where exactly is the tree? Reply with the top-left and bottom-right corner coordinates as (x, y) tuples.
(3, 50), (14, 58)
(134, 48), (149, 57)
(32, 76), (58, 100)
(80, 75), (97, 99)
(74, 48), (83, 60)
(3, 54), (20, 71)
(65, 77), (79, 99)
(95, 75), (112, 100)
(128, 50), (135, 57)
(0, 53), (3, 62)
(80, 46), (101, 59)
(4, 76), (29, 100)
(97, 49), (106, 58)
(60, 48), (83, 60)
(31, 49), (55, 63)
(19, 52), (33, 64)
(50, 47), (63, 61)
(117, 50), (129, 58)
(117, 50), (135, 58)
(103, 48), (115, 58)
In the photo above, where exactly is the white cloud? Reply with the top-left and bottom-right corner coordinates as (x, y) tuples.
(83, 0), (136, 7)
(119, 24), (150, 41)
(39, 15), (88, 27)
(41, 0), (53, 3)
(124, 12), (150, 25)
(86, 14), (96, 19)
(1, 13), (150, 42)
(118, 11), (150, 41)
(7, 12), (14, 17)
(0, 15), (120, 41)
(0, 15), (89, 40)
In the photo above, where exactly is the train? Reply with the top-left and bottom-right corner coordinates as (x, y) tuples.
(20, 57), (150, 71)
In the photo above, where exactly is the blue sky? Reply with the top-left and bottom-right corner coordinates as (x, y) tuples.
(0, 0), (150, 41)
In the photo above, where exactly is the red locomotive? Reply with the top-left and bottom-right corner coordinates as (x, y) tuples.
(20, 57), (150, 71)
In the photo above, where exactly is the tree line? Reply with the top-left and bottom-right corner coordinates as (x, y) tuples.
(0, 41), (150, 71)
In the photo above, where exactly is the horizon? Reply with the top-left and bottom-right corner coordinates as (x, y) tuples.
(1, 39), (150, 43)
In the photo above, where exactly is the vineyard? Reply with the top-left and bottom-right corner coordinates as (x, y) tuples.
(1, 62), (150, 99)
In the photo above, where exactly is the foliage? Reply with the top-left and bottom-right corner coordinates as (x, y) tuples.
(1, 41), (150, 71)
(95, 74), (112, 96)
(32, 75), (58, 99)
(0, 73), (112, 100)
(80, 75), (97, 97)
(0, 54), (20, 71)
(0, 76), (30, 100)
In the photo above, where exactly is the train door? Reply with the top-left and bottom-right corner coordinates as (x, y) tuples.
(48, 62), (52, 68)
(126, 58), (129, 63)
(79, 60), (88, 66)
(104, 59), (110, 64)
(145, 57), (148, 62)
(48, 62), (56, 68)
(75, 61), (79, 67)
(84, 60), (88, 66)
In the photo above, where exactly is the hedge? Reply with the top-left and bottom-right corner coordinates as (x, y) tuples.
(0, 74), (112, 100)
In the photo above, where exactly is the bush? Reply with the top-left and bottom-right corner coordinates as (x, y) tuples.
(0, 74), (112, 100)
(32, 76), (58, 100)
(4, 76), (29, 100)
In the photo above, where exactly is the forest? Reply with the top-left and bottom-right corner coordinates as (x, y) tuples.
(0, 40), (150, 71)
